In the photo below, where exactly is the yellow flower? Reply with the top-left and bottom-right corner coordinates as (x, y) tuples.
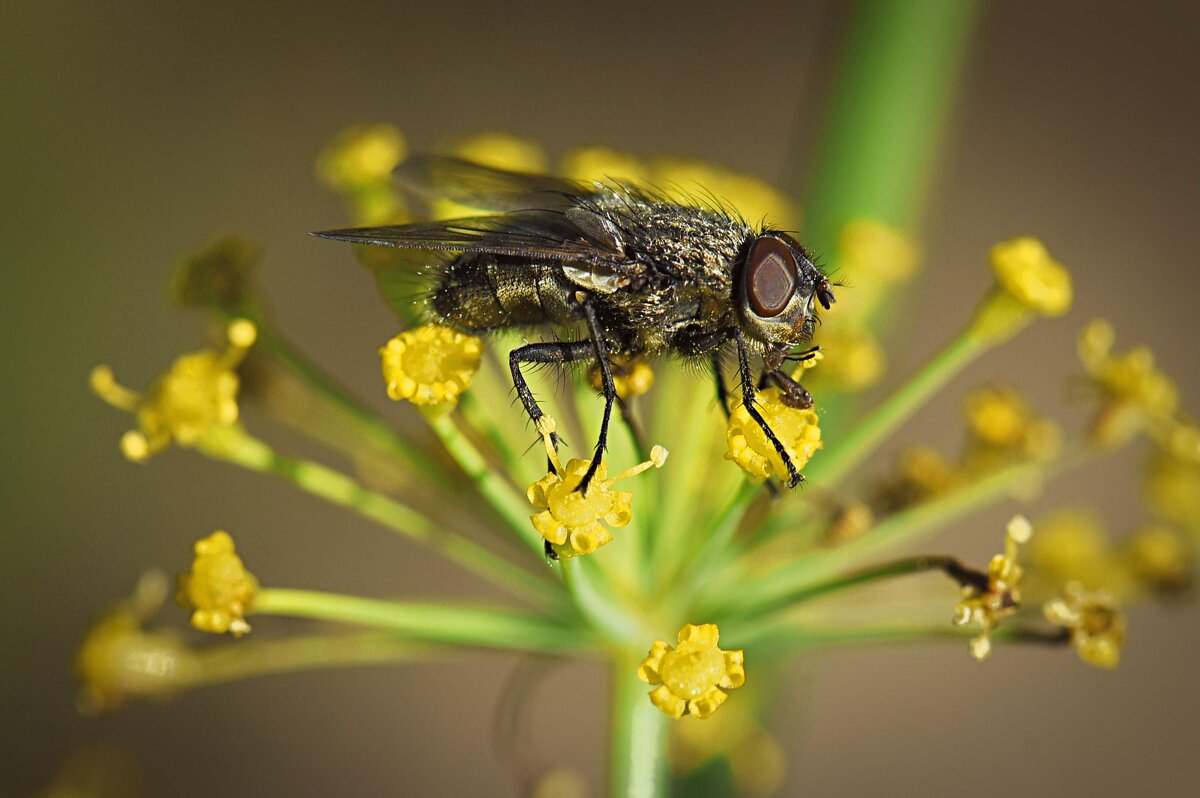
(560, 147), (798, 229)
(873, 445), (964, 512)
(953, 516), (1032, 660)
(1025, 509), (1134, 597)
(1144, 450), (1200, 530)
(444, 131), (547, 173)
(1078, 319), (1179, 445)
(810, 328), (885, 390)
(989, 237), (1072, 316)
(671, 701), (786, 796)
(316, 123), (406, 191)
(588, 355), (655, 399)
(527, 422), (667, 557)
(725, 388), (822, 482)
(638, 623), (745, 719)
(968, 237), (1071, 344)
(76, 573), (198, 712)
(1125, 525), (1193, 593)
(177, 531), (260, 636)
(838, 218), (920, 283)
(91, 319), (257, 461)
(962, 384), (1062, 468)
(1044, 582), (1126, 669)
(560, 146), (650, 185)
(380, 324), (483, 406)
(171, 234), (259, 311)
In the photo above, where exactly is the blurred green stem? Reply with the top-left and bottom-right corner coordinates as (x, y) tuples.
(252, 588), (590, 652)
(611, 653), (668, 798)
(195, 426), (562, 609)
(801, 0), (980, 254)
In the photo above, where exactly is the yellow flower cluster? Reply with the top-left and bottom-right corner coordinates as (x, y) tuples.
(380, 324), (483, 407)
(588, 355), (656, 399)
(963, 384), (1062, 468)
(1079, 318), (1180, 446)
(76, 573), (197, 713)
(808, 328), (885, 390)
(1044, 582), (1126, 669)
(316, 124), (407, 225)
(176, 531), (260, 636)
(953, 516), (1032, 660)
(725, 388), (823, 482)
(872, 445), (964, 513)
(561, 147), (799, 230)
(91, 319), (257, 461)
(527, 418), (668, 557)
(638, 623), (745, 719)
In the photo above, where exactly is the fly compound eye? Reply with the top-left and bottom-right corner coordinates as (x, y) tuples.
(745, 236), (799, 318)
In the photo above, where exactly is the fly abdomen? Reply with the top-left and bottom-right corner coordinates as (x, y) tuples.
(431, 253), (579, 332)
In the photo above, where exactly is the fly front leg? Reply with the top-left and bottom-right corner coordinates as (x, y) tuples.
(733, 329), (804, 488)
(763, 369), (814, 409)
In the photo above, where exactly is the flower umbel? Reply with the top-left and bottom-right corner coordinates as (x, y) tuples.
(177, 531), (260, 636)
(952, 516), (1032, 660)
(91, 319), (257, 461)
(638, 623), (745, 719)
(380, 324), (483, 407)
(1044, 582), (1126, 669)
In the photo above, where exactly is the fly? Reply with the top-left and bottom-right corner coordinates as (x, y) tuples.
(313, 156), (836, 492)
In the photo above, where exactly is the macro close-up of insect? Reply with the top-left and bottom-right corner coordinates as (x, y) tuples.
(315, 156), (837, 492)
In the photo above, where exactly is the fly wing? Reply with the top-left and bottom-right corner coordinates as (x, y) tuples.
(395, 155), (589, 213)
(313, 210), (623, 265)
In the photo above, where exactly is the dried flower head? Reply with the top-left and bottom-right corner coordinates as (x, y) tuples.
(953, 516), (1032, 660)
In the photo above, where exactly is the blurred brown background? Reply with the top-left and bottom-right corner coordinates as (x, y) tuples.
(3, 1), (1198, 795)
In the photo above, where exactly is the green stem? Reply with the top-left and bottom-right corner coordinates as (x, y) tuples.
(805, 331), (982, 490)
(711, 445), (1090, 617)
(744, 622), (1068, 656)
(561, 557), (643, 646)
(190, 631), (441, 688)
(195, 426), (562, 609)
(801, 0), (980, 253)
(248, 323), (451, 485)
(722, 554), (982, 645)
(252, 588), (591, 652)
(610, 653), (668, 798)
(428, 412), (545, 554)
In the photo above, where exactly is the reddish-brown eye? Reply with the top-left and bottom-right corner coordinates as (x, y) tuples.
(745, 236), (798, 317)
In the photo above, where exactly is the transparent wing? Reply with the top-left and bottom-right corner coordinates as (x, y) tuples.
(394, 155), (590, 213)
(313, 210), (620, 264)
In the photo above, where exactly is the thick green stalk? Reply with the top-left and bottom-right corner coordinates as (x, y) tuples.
(252, 588), (591, 652)
(801, 0), (980, 255)
(610, 653), (668, 798)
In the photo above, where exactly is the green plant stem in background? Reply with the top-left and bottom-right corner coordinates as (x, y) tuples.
(610, 653), (668, 798)
(252, 588), (590, 652)
(194, 427), (562, 609)
(801, 0), (980, 254)
(191, 632), (441, 688)
(804, 331), (982, 487)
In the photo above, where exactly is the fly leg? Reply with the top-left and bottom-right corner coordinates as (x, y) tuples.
(712, 354), (731, 420)
(578, 299), (617, 494)
(733, 329), (803, 488)
(509, 340), (593, 457)
(763, 369), (814, 409)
